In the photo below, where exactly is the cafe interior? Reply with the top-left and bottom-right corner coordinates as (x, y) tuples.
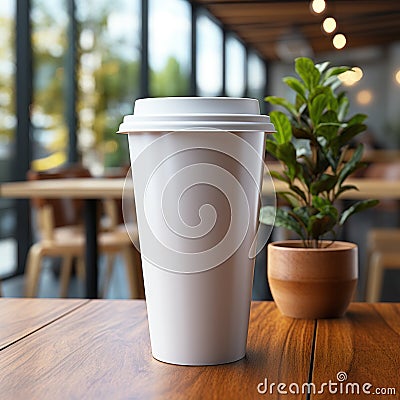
(1, 0), (400, 303)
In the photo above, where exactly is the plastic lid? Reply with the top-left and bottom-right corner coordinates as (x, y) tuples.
(118, 97), (275, 133)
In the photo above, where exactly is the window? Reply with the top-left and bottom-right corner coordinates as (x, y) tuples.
(149, 0), (190, 97)
(77, 0), (140, 175)
(247, 52), (266, 104)
(225, 35), (246, 97)
(0, 0), (16, 277)
(196, 13), (223, 96)
(31, 0), (69, 171)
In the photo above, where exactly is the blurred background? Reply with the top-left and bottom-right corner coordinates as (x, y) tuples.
(1, 0), (400, 300)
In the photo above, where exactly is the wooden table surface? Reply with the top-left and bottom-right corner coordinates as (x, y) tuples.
(1, 176), (400, 200)
(0, 299), (398, 400)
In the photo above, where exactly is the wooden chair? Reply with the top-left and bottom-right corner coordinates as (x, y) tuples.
(365, 229), (400, 302)
(364, 162), (400, 301)
(25, 165), (140, 298)
(101, 167), (144, 298)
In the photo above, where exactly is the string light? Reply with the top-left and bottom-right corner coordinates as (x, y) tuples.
(395, 69), (400, 85)
(322, 17), (337, 34)
(310, 0), (326, 14)
(333, 33), (346, 49)
(338, 67), (363, 86)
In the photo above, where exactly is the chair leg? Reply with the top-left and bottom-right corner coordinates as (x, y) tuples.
(132, 248), (145, 299)
(25, 244), (44, 297)
(76, 257), (86, 282)
(101, 254), (116, 298)
(366, 253), (384, 302)
(122, 247), (139, 299)
(59, 255), (74, 298)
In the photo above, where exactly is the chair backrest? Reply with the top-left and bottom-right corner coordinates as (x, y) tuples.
(103, 165), (131, 226)
(27, 164), (92, 229)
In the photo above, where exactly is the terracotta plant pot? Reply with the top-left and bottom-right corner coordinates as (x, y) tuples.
(268, 240), (358, 319)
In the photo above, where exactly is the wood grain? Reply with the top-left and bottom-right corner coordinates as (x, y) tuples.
(0, 178), (130, 199)
(264, 178), (400, 199)
(0, 301), (314, 400)
(0, 298), (88, 350)
(311, 303), (400, 400)
(2, 177), (400, 201)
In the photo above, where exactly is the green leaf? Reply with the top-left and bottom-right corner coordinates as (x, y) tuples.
(265, 96), (298, 117)
(295, 57), (320, 90)
(265, 139), (279, 159)
(277, 142), (298, 180)
(324, 66), (351, 80)
(337, 93), (349, 121)
(309, 86), (332, 103)
(295, 94), (306, 111)
(338, 124), (367, 147)
(270, 170), (290, 183)
(299, 161), (312, 186)
(310, 174), (337, 195)
(277, 191), (300, 208)
(339, 199), (379, 225)
(259, 205), (276, 225)
(321, 109), (339, 123)
(310, 94), (328, 126)
(289, 184), (307, 203)
(283, 76), (307, 101)
(309, 214), (337, 238)
(335, 184), (358, 198)
(325, 76), (342, 91)
(259, 206), (305, 239)
(312, 195), (331, 210)
(270, 111), (292, 144)
(291, 206), (315, 226)
(347, 113), (367, 126)
(315, 61), (330, 74)
(292, 127), (314, 140)
(338, 144), (363, 186)
(315, 108), (342, 140)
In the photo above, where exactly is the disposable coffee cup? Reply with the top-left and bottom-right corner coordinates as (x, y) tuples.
(118, 97), (275, 365)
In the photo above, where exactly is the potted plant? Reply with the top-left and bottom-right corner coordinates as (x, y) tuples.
(260, 57), (378, 319)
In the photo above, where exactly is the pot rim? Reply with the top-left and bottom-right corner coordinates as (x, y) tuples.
(268, 240), (357, 252)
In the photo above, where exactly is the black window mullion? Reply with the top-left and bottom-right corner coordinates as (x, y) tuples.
(190, 2), (197, 96)
(66, 0), (78, 163)
(221, 29), (226, 97)
(14, 0), (32, 274)
(140, 0), (149, 98)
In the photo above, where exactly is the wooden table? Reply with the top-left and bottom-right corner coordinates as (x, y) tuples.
(0, 178), (132, 298)
(2, 176), (400, 202)
(2, 176), (400, 298)
(0, 299), (398, 400)
(264, 177), (400, 199)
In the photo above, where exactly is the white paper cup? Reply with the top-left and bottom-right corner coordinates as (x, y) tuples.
(118, 97), (275, 365)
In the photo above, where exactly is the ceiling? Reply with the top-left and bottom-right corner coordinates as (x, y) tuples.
(193, 0), (400, 61)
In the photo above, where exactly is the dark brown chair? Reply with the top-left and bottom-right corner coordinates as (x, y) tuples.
(25, 164), (140, 298)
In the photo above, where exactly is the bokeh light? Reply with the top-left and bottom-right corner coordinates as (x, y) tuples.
(322, 17), (336, 34)
(356, 90), (373, 105)
(333, 33), (346, 49)
(338, 67), (363, 86)
(310, 0), (326, 14)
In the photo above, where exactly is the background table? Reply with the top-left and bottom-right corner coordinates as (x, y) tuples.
(0, 178), (130, 298)
(0, 299), (398, 399)
(2, 177), (400, 298)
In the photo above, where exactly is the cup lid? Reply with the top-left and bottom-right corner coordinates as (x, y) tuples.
(117, 97), (275, 133)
